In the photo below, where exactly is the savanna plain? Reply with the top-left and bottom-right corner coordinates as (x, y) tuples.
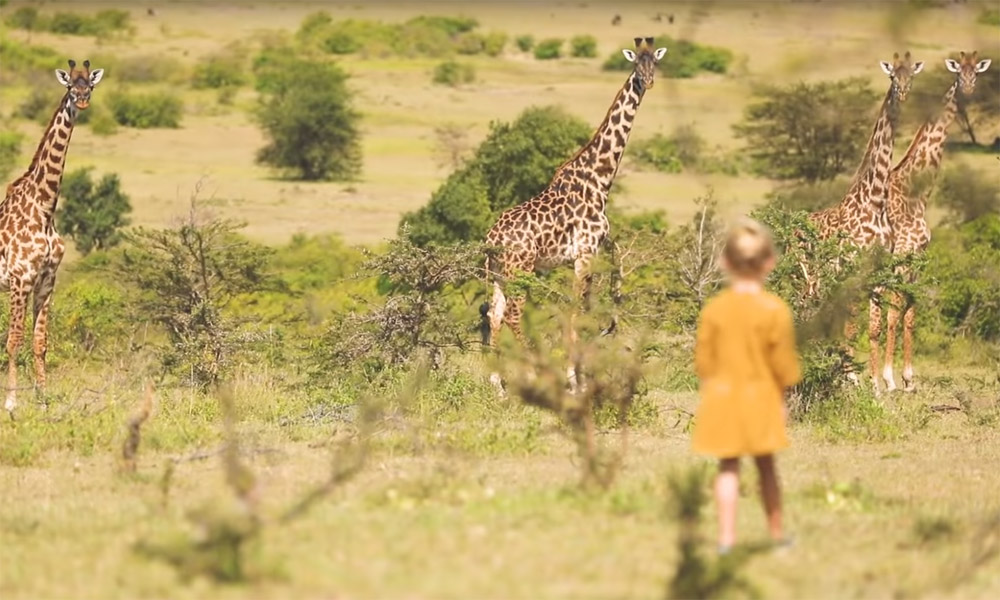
(0, 1), (999, 599)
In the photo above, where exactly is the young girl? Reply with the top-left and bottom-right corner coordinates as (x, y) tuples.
(692, 218), (801, 553)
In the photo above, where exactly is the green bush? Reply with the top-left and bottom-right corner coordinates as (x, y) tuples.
(602, 35), (733, 78)
(39, 9), (133, 36)
(58, 167), (133, 255)
(16, 85), (53, 123)
(191, 48), (247, 89)
(631, 125), (706, 173)
(87, 107), (119, 136)
(0, 39), (61, 81)
(482, 31), (507, 57)
(934, 164), (999, 224)
(0, 130), (24, 180)
(924, 215), (1000, 342)
(570, 34), (598, 58)
(534, 38), (563, 60)
(108, 91), (183, 128)
(254, 56), (361, 181)
(297, 13), (487, 59)
(433, 60), (475, 86)
(4, 6), (43, 30)
(515, 34), (534, 52)
(401, 105), (591, 246)
(55, 274), (129, 357)
(979, 9), (1000, 26)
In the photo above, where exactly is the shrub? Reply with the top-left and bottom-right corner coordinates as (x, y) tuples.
(401, 105), (591, 245)
(16, 85), (52, 123)
(923, 215), (1000, 342)
(482, 31), (507, 56)
(934, 163), (999, 224)
(631, 125), (706, 173)
(455, 32), (485, 55)
(4, 6), (43, 30)
(534, 38), (563, 60)
(108, 91), (183, 128)
(0, 39), (61, 82)
(191, 48), (247, 89)
(734, 77), (879, 181)
(569, 34), (598, 58)
(87, 107), (119, 136)
(118, 195), (273, 387)
(7, 8), (133, 37)
(0, 130), (23, 180)
(979, 9), (1000, 26)
(254, 56), (361, 181)
(515, 34), (534, 52)
(433, 60), (475, 87)
(58, 167), (132, 255)
(602, 35), (733, 78)
(56, 275), (129, 357)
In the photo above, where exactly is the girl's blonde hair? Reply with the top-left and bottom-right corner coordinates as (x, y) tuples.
(722, 218), (776, 276)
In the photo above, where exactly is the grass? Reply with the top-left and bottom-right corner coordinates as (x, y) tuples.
(1, 355), (999, 599)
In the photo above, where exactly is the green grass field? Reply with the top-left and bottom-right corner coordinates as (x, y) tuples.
(1, 2), (999, 599)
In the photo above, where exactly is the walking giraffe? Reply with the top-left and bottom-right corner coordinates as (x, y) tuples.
(1, 59), (104, 414)
(806, 52), (923, 391)
(878, 51), (991, 392)
(482, 37), (666, 360)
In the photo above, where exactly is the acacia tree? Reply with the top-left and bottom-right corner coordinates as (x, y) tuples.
(734, 78), (879, 182)
(59, 167), (132, 254)
(254, 53), (361, 181)
(119, 189), (272, 387)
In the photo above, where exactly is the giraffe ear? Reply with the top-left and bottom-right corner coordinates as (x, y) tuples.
(976, 59), (992, 73)
(55, 69), (72, 86)
(911, 61), (925, 75)
(621, 49), (637, 63)
(944, 59), (961, 73)
(89, 69), (105, 86)
(653, 47), (667, 61)
(879, 61), (894, 76)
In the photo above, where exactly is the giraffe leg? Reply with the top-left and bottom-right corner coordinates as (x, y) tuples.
(5, 287), (29, 414)
(567, 256), (594, 393)
(503, 294), (527, 343)
(868, 292), (883, 396)
(902, 302), (916, 392)
(32, 267), (58, 396)
(883, 290), (901, 393)
(487, 281), (507, 393)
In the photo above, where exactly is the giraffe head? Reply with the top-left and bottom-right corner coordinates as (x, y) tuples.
(879, 52), (924, 102)
(621, 37), (667, 94)
(54, 59), (104, 111)
(945, 51), (991, 96)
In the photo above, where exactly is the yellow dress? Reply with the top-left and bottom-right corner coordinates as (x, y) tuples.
(692, 288), (802, 458)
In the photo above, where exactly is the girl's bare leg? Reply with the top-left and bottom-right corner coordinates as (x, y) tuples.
(754, 454), (784, 541)
(715, 458), (741, 549)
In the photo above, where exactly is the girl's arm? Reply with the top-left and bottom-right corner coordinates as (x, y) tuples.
(694, 309), (714, 380)
(769, 304), (802, 388)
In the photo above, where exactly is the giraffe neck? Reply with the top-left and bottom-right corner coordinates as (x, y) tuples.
(845, 85), (898, 214)
(25, 92), (78, 219)
(893, 81), (958, 184)
(560, 71), (644, 198)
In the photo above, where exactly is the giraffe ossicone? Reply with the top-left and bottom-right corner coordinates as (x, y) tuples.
(1, 59), (104, 414)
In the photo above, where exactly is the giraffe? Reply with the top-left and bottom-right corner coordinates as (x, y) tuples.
(805, 52), (923, 391)
(482, 38), (666, 360)
(878, 51), (991, 392)
(1, 59), (104, 414)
